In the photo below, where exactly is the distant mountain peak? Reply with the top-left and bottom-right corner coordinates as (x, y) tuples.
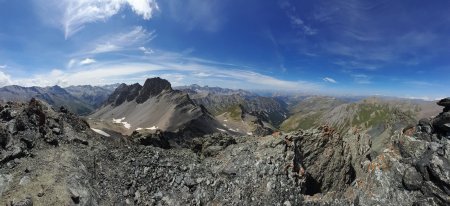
(136, 77), (173, 103)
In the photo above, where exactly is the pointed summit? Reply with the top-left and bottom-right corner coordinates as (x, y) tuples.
(136, 77), (173, 103)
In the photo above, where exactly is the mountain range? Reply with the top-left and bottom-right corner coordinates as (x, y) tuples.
(0, 84), (118, 115)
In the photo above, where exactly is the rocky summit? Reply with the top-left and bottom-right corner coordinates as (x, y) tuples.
(437, 98), (450, 112)
(89, 78), (224, 137)
(0, 97), (448, 205)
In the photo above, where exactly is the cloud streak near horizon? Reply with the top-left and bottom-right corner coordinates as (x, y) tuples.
(2, 52), (321, 92)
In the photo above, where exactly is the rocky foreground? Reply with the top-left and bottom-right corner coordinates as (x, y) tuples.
(0, 98), (449, 205)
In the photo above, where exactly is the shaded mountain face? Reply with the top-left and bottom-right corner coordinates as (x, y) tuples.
(65, 84), (117, 108)
(0, 85), (94, 115)
(90, 77), (223, 137)
(178, 85), (289, 128)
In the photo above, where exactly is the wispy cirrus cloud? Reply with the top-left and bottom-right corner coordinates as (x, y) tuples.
(403, 81), (434, 87)
(280, 0), (450, 73)
(323, 77), (337, 83)
(279, 0), (317, 36)
(34, 0), (159, 39)
(83, 26), (156, 54)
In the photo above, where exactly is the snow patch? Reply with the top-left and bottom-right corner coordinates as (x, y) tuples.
(224, 119), (228, 122)
(112, 117), (131, 129)
(247, 132), (253, 135)
(113, 117), (126, 124)
(217, 128), (226, 132)
(122, 122), (131, 129)
(91, 128), (110, 137)
(136, 128), (143, 131)
(146, 126), (158, 130)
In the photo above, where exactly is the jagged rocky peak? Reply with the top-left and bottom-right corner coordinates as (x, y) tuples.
(107, 77), (174, 106)
(136, 77), (173, 103)
(107, 83), (143, 106)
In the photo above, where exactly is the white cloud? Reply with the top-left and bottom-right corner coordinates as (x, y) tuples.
(88, 26), (155, 54)
(80, 58), (96, 65)
(0, 71), (12, 87)
(0, 65), (7, 69)
(127, 0), (159, 20)
(34, 0), (159, 38)
(139, 46), (154, 55)
(323, 77), (337, 83)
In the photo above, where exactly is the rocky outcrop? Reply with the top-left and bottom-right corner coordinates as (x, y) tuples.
(432, 97), (450, 137)
(0, 99), (92, 164)
(437, 98), (450, 112)
(1, 97), (449, 205)
(0, 99), (101, 205)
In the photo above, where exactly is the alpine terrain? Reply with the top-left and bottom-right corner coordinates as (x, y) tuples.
(1, 0), (449, 205)
(0, 78), (448, 206)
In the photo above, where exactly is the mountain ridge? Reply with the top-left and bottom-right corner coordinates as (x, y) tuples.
(89, 77), (226, 137)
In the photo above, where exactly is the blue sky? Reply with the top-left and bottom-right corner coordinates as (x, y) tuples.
(0, 0), (449, 99)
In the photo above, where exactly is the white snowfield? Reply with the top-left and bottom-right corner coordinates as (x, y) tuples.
(135, 126), (158, 131)
(91, 128), (111, 137)
(122, 122), (131, 129)
(113, 117), (131, 129)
